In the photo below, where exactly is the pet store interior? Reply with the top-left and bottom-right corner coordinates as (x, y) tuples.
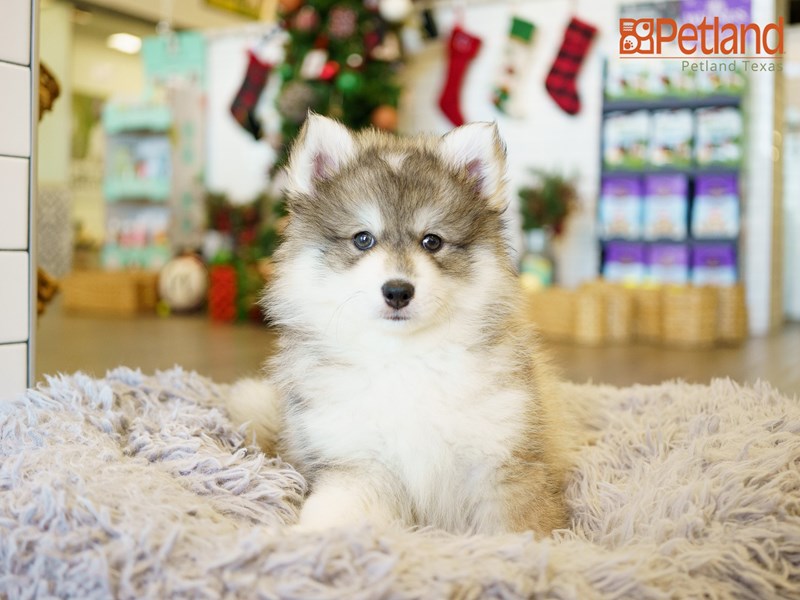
(3, 0), (800, 397)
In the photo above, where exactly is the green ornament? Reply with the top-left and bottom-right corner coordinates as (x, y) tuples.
(336, 71), (362, 93)
(279, 63), (294, 80)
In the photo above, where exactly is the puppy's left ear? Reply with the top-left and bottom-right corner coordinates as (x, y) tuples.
(439, 122), (508, 210)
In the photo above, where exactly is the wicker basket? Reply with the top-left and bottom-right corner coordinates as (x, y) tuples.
(582, 280), (634, 343)
(573, 287), (607, 345)
(632, 287), (663, 342)
(61, 270), (159, 316)
(661, 285), (718, 347)
(716, 284), (748, 344)
(526, 288), (575, 340)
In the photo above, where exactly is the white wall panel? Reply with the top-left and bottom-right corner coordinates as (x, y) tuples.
(0, 252), (29, 344)
(0, 62), (31, 157)
(0, 1), (31, 66)
(0, 343), (28, 399)
(0, 157), (29, 249)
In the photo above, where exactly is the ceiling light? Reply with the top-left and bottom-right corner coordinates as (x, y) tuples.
(106, 33), (142, 55)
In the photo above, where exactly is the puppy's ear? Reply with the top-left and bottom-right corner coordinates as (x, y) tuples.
(285, 113), (356, 195)
(439, 122), (508, 210)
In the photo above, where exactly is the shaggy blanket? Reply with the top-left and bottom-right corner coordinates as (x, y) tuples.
(1, 368), (799, 599)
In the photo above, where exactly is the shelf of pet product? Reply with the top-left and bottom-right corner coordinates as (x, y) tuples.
(599, 93), (744, 287)
(101, 102), (173, 271)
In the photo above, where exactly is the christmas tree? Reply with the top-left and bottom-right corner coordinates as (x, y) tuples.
(273, 0), (406, 170)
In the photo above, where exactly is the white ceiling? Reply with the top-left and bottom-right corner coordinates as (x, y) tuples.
(64, 0), (266, 30)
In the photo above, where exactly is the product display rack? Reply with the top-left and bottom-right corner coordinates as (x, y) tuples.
(101, 103), (173, 271)
(598, 87), (745, 285)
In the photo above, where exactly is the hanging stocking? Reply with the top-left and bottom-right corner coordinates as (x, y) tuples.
(544, 17), (597, 116)
(230, 50), (273, 139)
(438, 25), (482, 127)
(491, 16), (536, 118)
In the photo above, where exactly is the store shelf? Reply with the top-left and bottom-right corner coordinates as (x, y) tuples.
(104, 178), (171, 202)
(601, 237), (740, 244)
(602, 165), (741, 177)
(603, 95), (742, 113)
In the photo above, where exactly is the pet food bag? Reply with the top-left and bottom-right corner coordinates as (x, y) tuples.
(695, 107), (743, 167)
(692, 243), (738, 286)
(648, 109), (693, 168)
(602, 241), (645, 284)
(691, 174), (740, 239)
(643, 174), (689, 240)
(646, 243), (690, 285)
(603, 111), (650, 170)
(599, 176), (643, 240)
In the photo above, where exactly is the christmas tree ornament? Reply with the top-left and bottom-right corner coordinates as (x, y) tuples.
(544, 17), (597, 115)
(329, 6), (358, 39)
(336, 71), (363, 93)
(438, 26), (482, 127)
(278, 0), (302, 15)
(492, 16), (536, 118)
(371, 105), (398, 131)
(346, 53), (363, 68)
(278, 63), (294, 80)
(371, 30), (401, 61)
(379, 0), (412, 23)
(277, 81), (319, 123)
(294, 6), (319, 32)
(320, 60), (340, 80)
(229, 50), (273, 139)
(300, 48), (328, 79)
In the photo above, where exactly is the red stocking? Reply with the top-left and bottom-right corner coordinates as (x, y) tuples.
(438, 26), (482, 126)
(545, 17), (597, 116)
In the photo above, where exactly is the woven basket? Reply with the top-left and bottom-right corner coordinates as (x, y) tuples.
(662, 285), (718, 347)
(526, 288), (575, 340)
(573, 287), (607, 345)
(582, 280), (634, 343)
(716, 284), (748, 344)
(632, 287), (663, 342)
(61, 270), (158, 317)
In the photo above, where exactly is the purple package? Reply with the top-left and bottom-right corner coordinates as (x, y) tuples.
(695, 174), (738, 197)
(603, 241), (646, 283)
(601, 176), (642, 197)
(692, 243), (738, 285)
(600, 176), (643, 239)
(643, 174), (689, 240)
(646, 243), (690, 284)
(693, 174), (740, 238)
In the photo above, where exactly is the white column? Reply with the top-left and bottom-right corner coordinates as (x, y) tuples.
(0, 1), (37, 398)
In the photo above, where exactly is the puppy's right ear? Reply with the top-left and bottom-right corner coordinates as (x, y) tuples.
(284, 113), (356, 195)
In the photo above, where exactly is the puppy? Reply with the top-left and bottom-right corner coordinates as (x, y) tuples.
(229, 115), (569, 536)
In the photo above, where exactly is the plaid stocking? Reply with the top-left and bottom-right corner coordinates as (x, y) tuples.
(230, 50), (273, 139)
(544, 17), (597, 116)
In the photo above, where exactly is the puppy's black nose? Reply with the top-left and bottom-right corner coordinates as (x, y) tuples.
(382, 279), (415, 310)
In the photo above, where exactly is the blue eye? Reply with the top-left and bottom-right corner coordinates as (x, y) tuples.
(353, 231), (376, 250)
(421, 234), (443, 253)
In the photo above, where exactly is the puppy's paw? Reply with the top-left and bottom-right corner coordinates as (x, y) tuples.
(226, 378), (282, 455)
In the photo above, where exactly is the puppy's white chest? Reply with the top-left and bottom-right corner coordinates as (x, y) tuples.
(295, 348), (524, 522)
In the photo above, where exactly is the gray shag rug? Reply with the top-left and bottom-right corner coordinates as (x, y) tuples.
(1, 367), (799, 599)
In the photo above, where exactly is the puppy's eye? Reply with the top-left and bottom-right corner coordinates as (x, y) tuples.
(421, 234), (443, 253)
(353, 231), (376, 251)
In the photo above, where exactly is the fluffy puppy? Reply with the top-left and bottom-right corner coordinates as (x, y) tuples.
(229, 115), (569, 536)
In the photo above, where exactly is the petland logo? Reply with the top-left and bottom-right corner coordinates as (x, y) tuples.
(619, 14), (784, 72)
(619, 17), (784, 56)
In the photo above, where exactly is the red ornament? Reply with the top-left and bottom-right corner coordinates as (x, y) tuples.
(320, 60), (340, 80)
